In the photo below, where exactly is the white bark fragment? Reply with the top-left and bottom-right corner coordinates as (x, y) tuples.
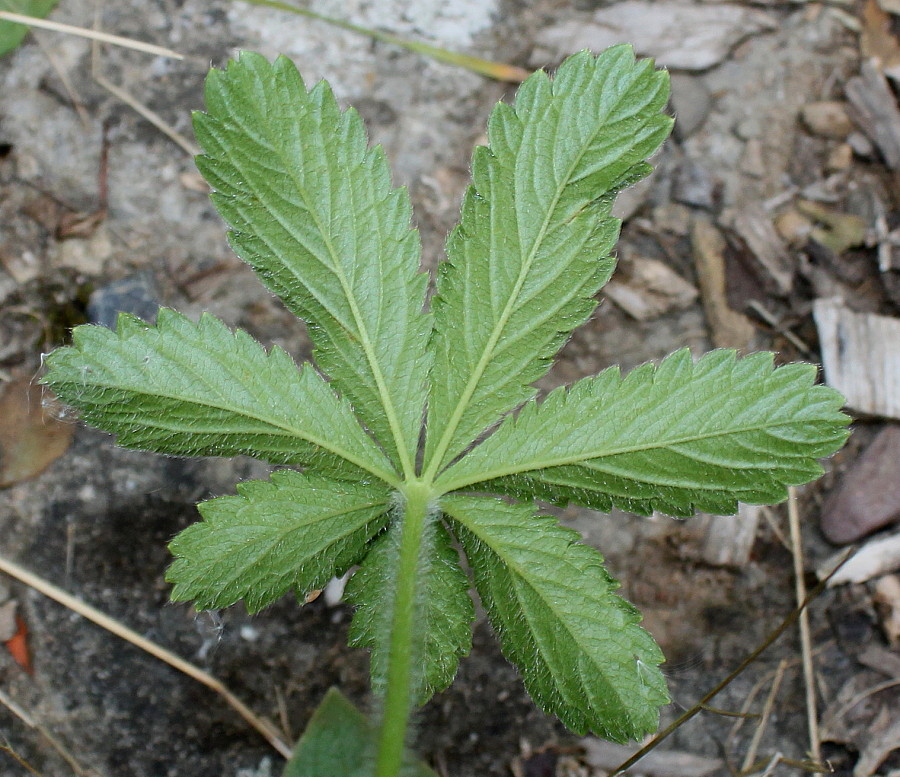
(813, 298), (900, 419)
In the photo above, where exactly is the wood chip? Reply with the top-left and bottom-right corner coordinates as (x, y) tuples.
(873, 574), (900, 648)
(691, 219), (756, 349)
(819, 533), (900, 585)
(813, 298), (900, 418)
(604, 257), (698, 320)
(701, 504), (762, 567)
(861, 0), (900, 83)
(845, 58), (900, 170)
(723, 204), (794, 295)
(854, 712), (900, 777)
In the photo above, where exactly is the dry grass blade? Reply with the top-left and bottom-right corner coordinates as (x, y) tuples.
(741, 659), (787, 771)
(92, 73), (199, 156)
(0, 688), (99, 776)
(0, 742), (43, 776)
(0, 11), (184, 59)
(234, 0), (530, 82)
(606, 546), (856, 777)
(788, 488), (821, 763)
(0, 555), (292, 759)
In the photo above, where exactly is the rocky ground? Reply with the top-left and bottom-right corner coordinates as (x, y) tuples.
(1, 1), (899, 776)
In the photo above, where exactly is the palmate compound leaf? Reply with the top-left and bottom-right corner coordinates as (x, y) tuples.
(424, 45), (673, 474)
(167, 470), (392, 613)
(194, 52), (431, 476)
(41, 308), (396, 485)
(443, 495), (668, 741)
(345, 519), (474, 705)
(438, 349), (851, 516)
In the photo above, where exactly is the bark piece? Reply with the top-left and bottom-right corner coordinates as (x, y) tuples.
(691, 219), (756, 349)
(701, 504), (761, 567)
(724, 204), (794, 295)
(813, 299), (900, 419)
(821, 532), (900, 582)
(846, 58), (900, 170)
(604, 257), (698, 321)
(873, 574), (900, 648)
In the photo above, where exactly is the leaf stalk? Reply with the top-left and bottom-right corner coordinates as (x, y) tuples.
(375, 480), (435, 776)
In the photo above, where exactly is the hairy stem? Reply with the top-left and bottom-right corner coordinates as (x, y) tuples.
(374, 480), (433, 777)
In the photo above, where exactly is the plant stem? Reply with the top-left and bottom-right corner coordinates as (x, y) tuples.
(375, 481), (433, 777)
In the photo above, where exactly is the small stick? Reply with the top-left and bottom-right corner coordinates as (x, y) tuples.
(0, 555), (293, 759)
(828, 677), (900, 724)
(606, 546), (854, 777)
(0, 12), (184, 60)
(788, 488), (821, 763)
(234, 0), (530, 82)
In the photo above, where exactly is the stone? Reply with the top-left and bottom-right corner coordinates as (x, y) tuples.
(774, 209), (814, 246)
(801, 100), (856, 139)
(821, 425), (900, 544)
(670, 74), (712, 140)
(531, 1), (777, 71)
(673, 160), (716, 209)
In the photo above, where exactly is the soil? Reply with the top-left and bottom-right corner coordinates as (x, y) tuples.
(1, 1), (899, 776)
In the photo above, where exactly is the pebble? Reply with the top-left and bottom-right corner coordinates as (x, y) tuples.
(670, 74), (712, 140)
(826, 142), (854, 171)
(848, 130), (876, 158)
(800, 100), (855, 139)
(673, 160), (716, 209)
(774, 209), (814, 246)
(87, 271), (160, 329)
(821, 425), (900, 544)
(739, 138), (766, 178)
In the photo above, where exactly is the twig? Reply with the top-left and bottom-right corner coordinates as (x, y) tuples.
(0, 688), (97, 776)
(0, 555), (293, 759)
(788, 488), (821, 763)
(0, 12), (184, 60)
(606, 547), (855, 777)
(741, 659), (787, 771)
(745, 301), (812, 356)
(829, 677), (900, 724)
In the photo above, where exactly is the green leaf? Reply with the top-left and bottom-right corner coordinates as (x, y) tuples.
(42, 309), (395, 485)
(194, 52), (431, 476)
(443, 495), (668, 741)
(438, 349), (851, 516)
(167, 470), (391, 613)
(0, 0), (58, 57)
(424, 46), (672, 474)
(282, 687), (438, 777)
(346, 520), (474, 705)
